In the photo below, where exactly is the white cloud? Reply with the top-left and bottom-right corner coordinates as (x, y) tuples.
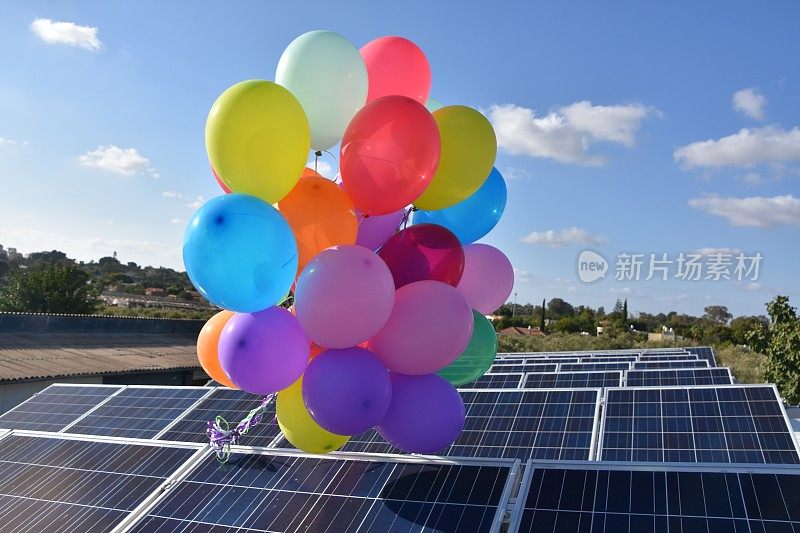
(732, 88), (766, 120)
(692, 247), (743, 256)
(306, 159), (336, 179)
(30, 18), (102, 51)
(501, 167), (531, 180)
(488, 101), (657, 166)
(741, 172), (763, 185)
(170, 218), (186, 225)
(513, 268), (535, 285)
(79, 145), (151, 176)
(162, 191), (181, 199)
(688, 194), (800, 227)
(743, 282), (763, 292)
(187, 196), (205, 210)
(163, 191), (205, 210)
(674, 126), (800, 168)
(520, 227), (609, 247)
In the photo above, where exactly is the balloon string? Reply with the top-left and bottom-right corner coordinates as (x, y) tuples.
(206, 395), (274, 463)
(314, 150), (322, 173)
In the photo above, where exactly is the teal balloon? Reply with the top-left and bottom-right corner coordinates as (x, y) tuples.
(276, 30), (368, 151)
(425, 97), (443, 113)
(437, 310), (498, 386)
(183, 193), (298, 313)
(413, 167), (507, 244)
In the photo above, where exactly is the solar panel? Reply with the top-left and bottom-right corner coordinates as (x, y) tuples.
(584, 353), (641, 359)
(510, 461), (800, 533)
(599, 385), (800, 464)
(625, 368), (734, 387)
(64, 386), (210, 439)
(638, 354), (699, 361)
(284, 389), (601, 462)
(465, 373), (524, 389)
(523, 371), (623, 389)
(158, 388), (280, 446)
(128, 450), (517, 532)
(0, 432), (200, 532)
(577, 356), (636, 363)
(632, 360), (709, 370)
(0, 384), (122, 432)
(489, 363), (558, 373)
(685, 346), (717, 367)
(558, 362), (631, 372)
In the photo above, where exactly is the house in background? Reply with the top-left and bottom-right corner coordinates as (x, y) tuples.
(0, 313), (208, 413)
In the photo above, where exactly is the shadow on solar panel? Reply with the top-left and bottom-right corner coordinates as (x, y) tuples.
(129, 450), (517, 532)
(0, 384), (122, 432)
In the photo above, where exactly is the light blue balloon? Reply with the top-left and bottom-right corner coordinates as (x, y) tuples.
(183, 194), (298, 312)
(412, 167), (507, 244)
(425, 97), (444, 113)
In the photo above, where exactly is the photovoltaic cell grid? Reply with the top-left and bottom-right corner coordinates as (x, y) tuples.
(489, 363), (558, 373)
(632, 360), (709, 370)
(625, 368), (734, 387)
(0, 385), (121, 432)
(523, 372), (623, 389)
(158, 388), (280, 446)
(511, 463), (800, 533)
(0, 433), (198, 533)
(131, 452), (514, 533)
(558, 362), (631, 372)
(599, 385), (800, 464)
(65, 386), (209, 439)
(577, 356), (636, 363)
(686, 346), (717, 367)
(284, 389), (600, 462)
(466, 373), (524, 389)
(637, 354), (699, 361)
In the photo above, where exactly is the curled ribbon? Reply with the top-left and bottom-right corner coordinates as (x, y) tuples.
(206, 395), (274, 462)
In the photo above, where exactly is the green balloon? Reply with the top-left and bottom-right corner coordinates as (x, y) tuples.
(437, 310), (498, 386)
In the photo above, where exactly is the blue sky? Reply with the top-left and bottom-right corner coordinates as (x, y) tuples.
(1, 1), (798, 317)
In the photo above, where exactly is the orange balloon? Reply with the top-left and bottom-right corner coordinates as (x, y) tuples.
(310, 342), (326, 359)
(278, 168), (358, 273)
(197, 310), (238, 388)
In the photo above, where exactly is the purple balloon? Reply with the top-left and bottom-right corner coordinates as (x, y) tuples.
(457, 244), (514, 314)
(302, 347), (392, 435)
(219, 307), (309, 394)
(357, 209), (405, 251)
(376, 373), (465, 454)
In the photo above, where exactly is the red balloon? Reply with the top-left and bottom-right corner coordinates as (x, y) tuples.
(212, 166), (232, 194)
(340, 96), (440, 215)
(377, 223), (464, 289)
(360, 36), (431, 104)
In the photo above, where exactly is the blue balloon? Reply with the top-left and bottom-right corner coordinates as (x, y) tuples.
(183, 193), (298, 312)
(413, 167), (507, 244)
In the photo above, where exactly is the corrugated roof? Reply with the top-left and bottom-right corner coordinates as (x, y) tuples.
(0, 332), (199, 382)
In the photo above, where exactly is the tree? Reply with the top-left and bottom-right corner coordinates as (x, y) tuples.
(539, 299), (546, 332)
(547, 298), (574, 320)
(623, 299), (628, 322)
(703, 305), (733, 325)
(0, 264), (97, 314)
(730, 315), (768, 345)
(748, 296), (800, 403)
(0, 261), (8, 278)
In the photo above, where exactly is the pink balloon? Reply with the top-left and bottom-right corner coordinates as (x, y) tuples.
(457, 244), (514, 314)
(368, 280), (473, 375)
(377, 223), (464, 289)
(360, 36), (431, 104)
(356, 209), (405, 251)
(295, 245), (395, 349)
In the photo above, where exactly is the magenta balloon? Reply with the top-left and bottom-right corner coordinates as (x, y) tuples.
(368, 280), (473, 375)
(302, 347), (392, 435)
(356, 209), (405, 250)
(295, 245), (395, 348)
(457, 244), (514, 314)
(376, 373), (465, 454)
(218, 307), (309, 394)
(377, 223), (464, 289)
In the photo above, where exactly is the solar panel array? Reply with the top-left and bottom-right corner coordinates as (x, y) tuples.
(626, 368), (733, 387)
(468, 372), (524, 389)
(0, 384), (121, 432)
(511, 462), (800, 533)
(632, 359), (709, 370)
(289, 389), (600, 462)
(599, 385), (800, 464)
(523, 371), (623, 389)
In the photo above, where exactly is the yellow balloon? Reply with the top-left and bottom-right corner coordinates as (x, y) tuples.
(413, 105), (497, 211)
(276, 377), (350, 454)
(206, 80), (311, 203)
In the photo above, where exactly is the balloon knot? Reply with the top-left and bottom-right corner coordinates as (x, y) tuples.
(314, 150), (323, 157)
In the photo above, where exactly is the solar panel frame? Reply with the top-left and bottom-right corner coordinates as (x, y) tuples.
(0, 383), (124, 432)
(523, 371), (623, 389)
(597, 384), (800, 464)
(637, 354), (699, 361)
(577, 356), (637, 363)
(0, 429), (205, 533)
(624, 367), (735, 387)
(463, 372), (524, 389)
(125, 447), (520, 533)
(62, 385), (214, 439)
(277, 388), (602, 463)
(632, 359), (710, 370)
(557, 362), (632, 372)
(509, 459), (800, 533)
(489, 363), (558, 373)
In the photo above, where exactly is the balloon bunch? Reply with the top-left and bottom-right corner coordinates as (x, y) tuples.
(188, 31), (514, 455)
